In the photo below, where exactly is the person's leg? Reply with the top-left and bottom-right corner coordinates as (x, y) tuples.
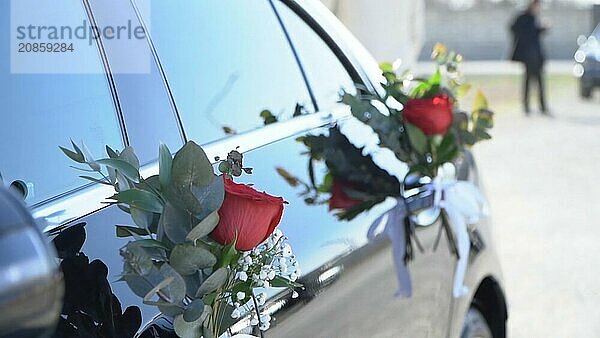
(524, 64), (531, 114)
(538, 66), (548, 113)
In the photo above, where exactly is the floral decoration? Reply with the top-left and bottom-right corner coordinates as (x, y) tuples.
(61, 141), (301, 338)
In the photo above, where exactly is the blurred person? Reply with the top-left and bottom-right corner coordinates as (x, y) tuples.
(510, 0), (550, 115)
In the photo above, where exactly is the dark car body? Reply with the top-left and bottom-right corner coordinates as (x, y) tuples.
(0, 0), (507, 337)
(574, 23), (600, 98)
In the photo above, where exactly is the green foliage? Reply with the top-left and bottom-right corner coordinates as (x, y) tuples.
(61, 140), (300, 337)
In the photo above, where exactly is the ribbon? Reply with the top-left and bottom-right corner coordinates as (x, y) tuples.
(367, 198), (412, 297)
(426, 176), (486, 298)
(367, 177), (486, 299)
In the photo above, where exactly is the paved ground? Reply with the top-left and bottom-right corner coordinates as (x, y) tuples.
(464, 70), (600, 337)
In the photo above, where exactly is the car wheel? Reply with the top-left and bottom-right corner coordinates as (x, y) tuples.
(461, 307), (493, 338)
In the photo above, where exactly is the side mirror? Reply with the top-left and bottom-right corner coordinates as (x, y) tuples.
(0, 187), (63, 337)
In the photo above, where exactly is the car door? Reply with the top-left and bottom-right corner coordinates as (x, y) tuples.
(2, 1), (191, 335)
(260, 2), (458, 337)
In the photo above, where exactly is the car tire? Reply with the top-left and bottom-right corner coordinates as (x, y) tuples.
(460, 307), (493, 338)
(580, 82), (592, 99)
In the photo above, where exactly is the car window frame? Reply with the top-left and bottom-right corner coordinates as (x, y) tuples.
(273, 0), (375, 94)
(8, 0), (129, 210)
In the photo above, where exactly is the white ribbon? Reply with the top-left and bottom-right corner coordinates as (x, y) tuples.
(367, 176), (486, 299)
(367, 199), (411, 297)
(426, 176), (486, 298)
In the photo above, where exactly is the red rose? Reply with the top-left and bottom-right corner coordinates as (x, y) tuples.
(211, 177), (287, 251)
(329, 179), (362, 211)
(403, 94), (453, 135)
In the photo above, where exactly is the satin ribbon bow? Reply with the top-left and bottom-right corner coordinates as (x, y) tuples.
(367, 177), (486, 299)
(367, 199), (411, 297)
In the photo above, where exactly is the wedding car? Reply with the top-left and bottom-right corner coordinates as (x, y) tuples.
(0, 0), (507, 337)
(574, 23), (600, 98)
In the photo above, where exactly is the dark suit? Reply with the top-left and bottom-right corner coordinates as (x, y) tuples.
(511, 11), (547, 112)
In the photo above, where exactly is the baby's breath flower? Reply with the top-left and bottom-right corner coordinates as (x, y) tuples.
(236, 292), (246, 301)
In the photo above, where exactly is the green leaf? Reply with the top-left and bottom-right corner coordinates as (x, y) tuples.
(157, 303), (185, 317)
(183, 299), (205, 322)
(474, 128), (492, 140)
(106, 145), (119, 159)
(160, 202), (195, 244)
(158, 263), (187, 303)
(159, 143), (172, 193)
(116, 225), (150, 238)
(379, 62), (394, 73)
(174, 306), (211, 338)
(130, 207), (155, 231)
(473, 90), (489, 111)
(317, 171), (333, 193)
(60, 146), (85, 164)
(190, 177), (224, 221)
(195, 268), (228, 297)
(406, 123), (428, 155)
(429, 68), (442, 86)
(260, 109), (278, 125)
(128, 239), (170, 251)
(271, 275), (302, 288)
(216, 237), (238, 268)
(119, 146), (140, 170)
(79, 175), (111, 185)
(183, 273), (203, 299)
(95, 158), (140, 183)
(110, 189), (163, 213)
(455, 83), (471, 98)
(186, 211), (220, 243)
(170, 243), (217, 276)
(169, 142), (223, 218)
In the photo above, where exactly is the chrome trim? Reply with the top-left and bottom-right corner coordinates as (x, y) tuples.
(36, 109), (349, 234)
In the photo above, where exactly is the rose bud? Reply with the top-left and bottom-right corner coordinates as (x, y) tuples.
(211, 177), (287, 251)
(403, 94), (453, 136)
(329, 179), (363, 211)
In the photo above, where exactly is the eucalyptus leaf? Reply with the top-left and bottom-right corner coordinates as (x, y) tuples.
(189, 176), (225, 220)
(96, 158), (140, 183)
(157, 263), (187, 304)
(161, 202), (195, 244)
(106, 145), (119, 159)
(81, 142), (101, 171)
(186, 211), (219, 243)
(110, 189), (163, 213)
(168, 142), (215, 215)
(183, 273), (203, 299)
(183, 299), (205, 322)
(195, 268), (228, 297)
(60, 146), (85, 164)
(116, 225), (150, 238)
(119, 146), (140, 170)
(170, 243), (217, 276)
(159, 144), (173, 193)
(174, 305), (211, 338)
(158, 303), (185, 317)
(130, 207), (155, 231)
(79, 175), (111, 185)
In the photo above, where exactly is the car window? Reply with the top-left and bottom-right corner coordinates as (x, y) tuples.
(137, 0), (314, 143)
(273, 1), (357, 113)
(86, 0), (184, 164)
(0, 1), (124, 205)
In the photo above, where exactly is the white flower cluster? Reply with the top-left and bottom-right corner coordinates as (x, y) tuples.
(230, 229), (301, 331)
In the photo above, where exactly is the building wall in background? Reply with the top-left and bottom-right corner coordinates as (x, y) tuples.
(321, 0), (425, 67)
(419, 0), (594, 60)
